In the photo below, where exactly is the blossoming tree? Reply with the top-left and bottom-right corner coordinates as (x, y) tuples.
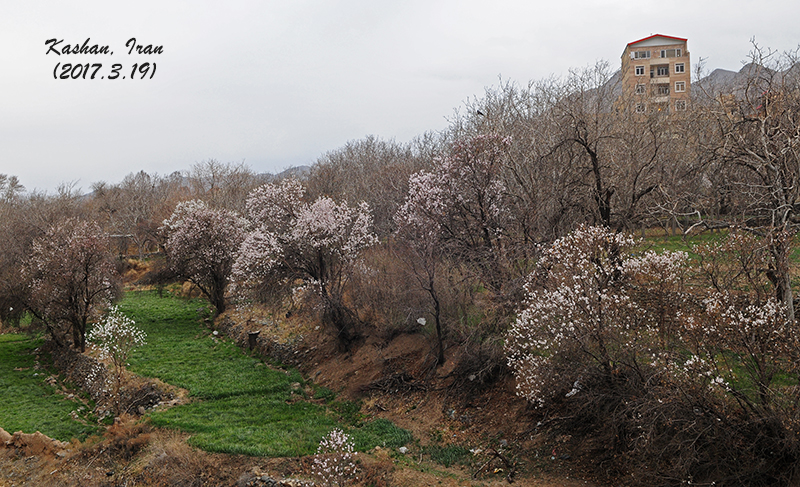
(505, 225), (687, 407)
(161, 200), (246, 315)
(394, 173), (447, 364)
(312, 428), (358, 486)
(681, 232), (800, 412)
(234, 179), (378, 348)
(396, 133), (512, 289)
(394, 133), (513, 364)
(25, 219), (120, 352)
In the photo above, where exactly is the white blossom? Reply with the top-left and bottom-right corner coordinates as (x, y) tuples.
(312, 428), (358, 486)
(506, 225), (687, 407)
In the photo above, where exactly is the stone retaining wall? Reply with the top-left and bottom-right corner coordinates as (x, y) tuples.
(42, 341), (172, 417)
(216, 315), (310, 368)
(42, 341), (110, 405)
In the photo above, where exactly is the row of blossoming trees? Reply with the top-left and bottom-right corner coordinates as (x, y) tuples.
(156, 134), (515, 355)
(160, 180), (379, 348)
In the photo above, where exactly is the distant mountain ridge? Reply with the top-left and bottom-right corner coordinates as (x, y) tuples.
(264, 165), (311, 181)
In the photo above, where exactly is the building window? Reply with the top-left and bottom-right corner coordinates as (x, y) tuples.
(635, 103), (645, 113)
(661, 48), (682, 58)
(657, 65), (669, 77)
(655, 84), (670, 96)
(635, 65), (645, 76)
(675, 100), (687, 111)
(674, 63), (685, 73)
(635, 84), (646, 94)
(675, 81), (686, 92)
(632, 50), (651, 59)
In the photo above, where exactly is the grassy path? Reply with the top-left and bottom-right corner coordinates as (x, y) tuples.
(119, 290), (410, 456)
(0, 334), (99, 441)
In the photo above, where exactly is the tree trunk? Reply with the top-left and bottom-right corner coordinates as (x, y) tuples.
(775, 236), (796, 327)
(430, 279), (445, 366)
(322, 293), (357, 352)
(766, 230), (795, 327)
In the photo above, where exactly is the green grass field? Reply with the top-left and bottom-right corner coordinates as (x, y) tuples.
(0, 334), (100, 441)
(643, 228), (800, 262)
(119, 290), (411, 456)
(641, 230), (728, 258)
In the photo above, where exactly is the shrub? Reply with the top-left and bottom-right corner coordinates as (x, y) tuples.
(88, 306), (147, 413)
(312, 428), (358, 486)
(505, 224), (687, 407)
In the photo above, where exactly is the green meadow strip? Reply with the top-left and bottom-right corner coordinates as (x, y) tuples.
(119, 290), (410, 456)
(0, 334), (100, 441)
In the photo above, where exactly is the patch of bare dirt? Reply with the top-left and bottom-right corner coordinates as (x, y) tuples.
(120, 258), (151, 283)
(0, 428), (69, 460)
(0, 418), (263, 487)
(309, 332), (433, 397)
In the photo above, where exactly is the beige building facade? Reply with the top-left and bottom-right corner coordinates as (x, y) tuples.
(621, 34), (690, 113)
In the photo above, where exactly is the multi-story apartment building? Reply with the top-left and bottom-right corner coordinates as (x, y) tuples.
(621, 34), (690, 113)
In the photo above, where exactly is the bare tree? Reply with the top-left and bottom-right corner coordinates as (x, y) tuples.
(92, 171), (181, 259)
(690, 42), (800, 325)
(446, 67), (685, 242)
(188, 159), (263, 213)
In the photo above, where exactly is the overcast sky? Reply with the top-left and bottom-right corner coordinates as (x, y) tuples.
(1, 1), (798, 193)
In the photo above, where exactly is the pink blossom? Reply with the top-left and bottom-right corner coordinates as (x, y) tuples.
(395, 133), (511, 257)
(24, 218), (119, 351)
(233, 180), (378, 338)
(162, 199), (247, 314)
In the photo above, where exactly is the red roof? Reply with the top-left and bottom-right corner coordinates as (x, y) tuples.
(627, 34), (687, 47)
